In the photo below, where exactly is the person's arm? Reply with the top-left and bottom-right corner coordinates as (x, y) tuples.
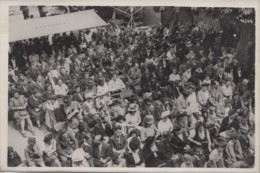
(33, 144), (42, 157)
(103, 144), (113, 163)
(56, 139), (70, 157)
(226, 142), (237, 162)
(64, 84), (69, 95)
(140, 129), (146, 143)
(69, 132), (79, 149)
(153, 124), (160, 138)
(28, 97), (40, 108)
(24, 148), (34, 165)
(119, 79), (126, 90)
(206, 129), (212, 152)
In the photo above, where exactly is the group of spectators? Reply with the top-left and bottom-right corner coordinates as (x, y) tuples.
(7, 18), (255, 168)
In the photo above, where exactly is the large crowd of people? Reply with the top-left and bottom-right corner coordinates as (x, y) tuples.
(8, 16), (255, 168)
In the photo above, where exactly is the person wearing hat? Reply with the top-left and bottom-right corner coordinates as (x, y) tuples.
(27, 89), (45, 130)
(9, 90), (35, 138)
(45, 95), (60, 131)
(140, 115), (159, 143)
(125, 104), (142, 131)
(71, 148), (89, 167)
(157, 110), (173, 135)
(24, 137), (46, 167)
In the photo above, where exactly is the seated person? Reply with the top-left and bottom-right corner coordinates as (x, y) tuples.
(56, 131), (78, 167)
(8, 146), (22, 167)
(92, 134), (113, 167)
(109, 126), (127, 158)
(24, 137), (45, 167)
(27, 90), (45, 130)
(108, 73), (126, 94)
(125, 137), (144, 167)
(9, 90), (35, 138)
(43, 134), (61, 167)
(170, 126), (191, 154)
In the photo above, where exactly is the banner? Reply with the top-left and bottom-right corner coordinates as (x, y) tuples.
(9, 9), (107, 42)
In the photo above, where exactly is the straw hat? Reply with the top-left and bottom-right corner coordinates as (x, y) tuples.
(161, 110), (171, 119)
(143, 115), (154, 124)
(71, 148), (85, 162)
(128, 103), (138, 112)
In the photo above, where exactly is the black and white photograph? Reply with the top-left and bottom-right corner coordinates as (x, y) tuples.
(0, 1), (259, 171)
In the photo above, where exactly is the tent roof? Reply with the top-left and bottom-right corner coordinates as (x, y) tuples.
(9, 9), (107, 42)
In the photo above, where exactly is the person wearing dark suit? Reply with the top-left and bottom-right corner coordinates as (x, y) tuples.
(73, 86), (85, 103)
(125, 137), (144, 167)
(93, 134), (113, 167)
(170, 126), (191, 154)
(214, 68), (225, 84)
(219, 109), (239, 133)
(32, 75), (46, 94)
(109, 126), (127, 154)
(94, 117), (114, 137)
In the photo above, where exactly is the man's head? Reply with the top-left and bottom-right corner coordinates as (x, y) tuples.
(94, 134), (102, 146)
(28, 137), (36, 146)
(114, 126), (122, 137)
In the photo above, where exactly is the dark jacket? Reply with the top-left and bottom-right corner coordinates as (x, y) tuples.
(124, 150), (144, 167)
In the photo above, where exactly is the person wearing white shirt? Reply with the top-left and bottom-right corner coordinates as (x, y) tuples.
(51, 78), (69, 96)
(108, 74), (126, 92)
(169, 68), (180, 82)
(157, 110), (173, 135)
(221, 80), (233, 99)
(43, 134), (61, 167)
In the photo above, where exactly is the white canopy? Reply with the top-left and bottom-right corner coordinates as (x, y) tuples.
(9, 9), (107, 42)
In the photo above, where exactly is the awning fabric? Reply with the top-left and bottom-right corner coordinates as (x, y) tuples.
(9, 9), (107, 42)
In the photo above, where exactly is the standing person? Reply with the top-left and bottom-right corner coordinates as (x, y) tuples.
(24, 137), (46, 167)
(9, 90), (35, 138)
